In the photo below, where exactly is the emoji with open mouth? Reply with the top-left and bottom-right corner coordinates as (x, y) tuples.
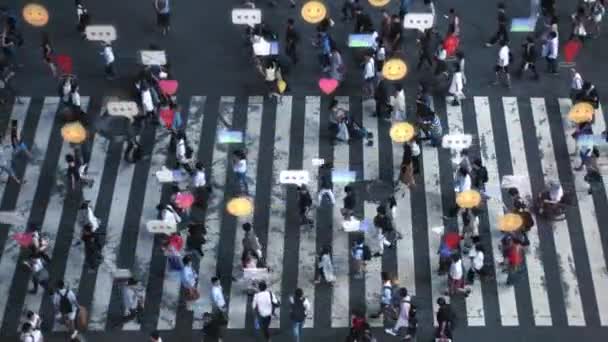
(382, 58), (408, 81)
(22, 3), (49, 27)
(368, 0), (391, 7)
(301, 1), (327, 24)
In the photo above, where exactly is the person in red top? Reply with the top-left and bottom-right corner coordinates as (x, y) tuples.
(506, 240), (524, 285)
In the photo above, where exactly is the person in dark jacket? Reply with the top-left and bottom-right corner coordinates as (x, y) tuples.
(297, 185), (313, 225)
(354, 6), (374, 33)
(518, 35), (539, 80)
(486, 2), (509, 46)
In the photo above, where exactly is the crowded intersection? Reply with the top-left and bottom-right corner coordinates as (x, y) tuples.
(0, 0), (608, 342)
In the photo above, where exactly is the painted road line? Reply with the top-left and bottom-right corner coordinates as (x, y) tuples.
(530, 97), (584, 326)
(474, 97), (518, 326)
(502, 97), (552, 326)
(267, 96), (292, 328)
(557, 98), (608, 326)
(0, 97), (59, 326)
(227, 96), (263, 329)
(361, 99), (382, 327)
(424, 98), (443, 326)
(331, 96), (350, 328)
(296, 96), (320, 328)
(157, 96), (206, 330)
(122, 105), (174, 331)
(193, 97), (234, 329)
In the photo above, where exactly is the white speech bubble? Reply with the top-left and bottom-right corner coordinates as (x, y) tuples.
(113, 268), (132, 281)
(280, 170), (310, 185)
(85, 25), (117, 42)
(107, 101), (139, 122)
(441, 134), (472, 150)
(232, 8), (262, 26)
(140, 50), (167, 66)
(403, 13), (434, 32)
(146, 220), (176, 234)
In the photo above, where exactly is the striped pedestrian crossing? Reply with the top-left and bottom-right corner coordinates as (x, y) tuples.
(0, 94), (607, 336)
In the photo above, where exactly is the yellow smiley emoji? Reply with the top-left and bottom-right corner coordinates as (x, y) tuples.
(22, 3), (49, 27)
(382, 58), (408, 81)
(568, 102), (595, 123)
(301, 1), (327, 24)
(368, 0), (392, 7)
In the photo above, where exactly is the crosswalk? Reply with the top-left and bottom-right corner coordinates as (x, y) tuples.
(0, 94), (607, 335)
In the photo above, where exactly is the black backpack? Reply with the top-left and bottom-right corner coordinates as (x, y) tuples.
(290, 297), (307, 322)
(59, 290), (73, 314)
(362, 245), (372, 261)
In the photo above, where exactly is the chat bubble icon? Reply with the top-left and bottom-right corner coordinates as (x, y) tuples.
(85, 25), (117, 42)
(348, 34), (376, 48)
(280, 170), (310, 185)
(218, 129), (244, 144)
(403, 13), (434, 32)
(511, 17), (536, 32)
(332, 170), (356, 183)
(232, 8), (262, 26)
(107, 101), (139, 122)
(441, 134), (473, 150)
(140, 50), (167, 66)
(312, 158), (325, 166)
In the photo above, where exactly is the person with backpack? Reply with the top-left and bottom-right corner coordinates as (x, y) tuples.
(23, 253), (49, 294)
(297, 185), (313, 226)
(252, 281), (280, 341)
(154, 0), (171, 35)
(471, 158), (489, 192)
(436, 297), (454, 340)
(53, 280), (79, 339)
(371, 272), (393, 319)
(289, 288), (310, 342)
(20, 322), (42, 342)
(82, 223), (103, 269)
(351, 236), (370, 279)
(385, 287), (412, 337)
(242, 222), (263, 260)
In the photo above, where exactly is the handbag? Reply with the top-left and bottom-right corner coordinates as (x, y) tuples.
(185, 287), (200, 301)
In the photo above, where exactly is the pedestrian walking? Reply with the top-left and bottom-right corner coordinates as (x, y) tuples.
(285, 18), (300, 65)
(75, 0), (91, 39)
(210, 277), (228, 323)
(341, 185), (356, 219)
(374, 78), (391, 119)
(100, 42), (116, 80)
(570, 68), (584, 100)
(387, 14), (403, 53)
(186, 222), (206, 256)
(448, 62), (465, 106)
(362, 53), (376, 97)
(317, 168), (336, 204)
(371, 272), (393, 318)
(486, 2), (509, 47)
(232, 149), (248, 194)
(25, 310), (42, 331)
(242, 222), (263, 259)
(9, 119), (32, 159)
(19, 322), (43, 342)
(252, 281), (280, 341)
(351, 236), (370, 279)
(455, 51), (466, 84)
(570, 6), (588, 42)
(493, 40), (512, 87)
(297, 185), (313, 225)
(154, 0), (171, 35)
(471, 158), (488, 192)
(398, 142), (416, 189)
(416, 29), (435, 71)
(446, 8), (461, 37)
(290, 288), (310, 342)
(121, 278), (144, 322)
(53, 280), (79, 339)
(81, 223), (103, 269)
(590, 0), (606, 37)
(385, 287), (413, 337)
(191, 162), (207, 205)
(341, 0), (358, 22)
(149, 331), (163, 342)
(506, 239), (525, 285)
(77, 200), (100, 233)
(329, 46), (345, 83)
(124, 136), (142, 163)
(22, 253), (49, 294)
(180, 255), (199, 311)
(446, 253), (471, 297)
(435, 297), (454, 340)
(518, 36), (539, 80)
(41, 32), (56, 77)
(315, 245), (336, 284)
(390, 84), (406, 122)
(542, 31), (559, 75)
(467, 243), (487, 284)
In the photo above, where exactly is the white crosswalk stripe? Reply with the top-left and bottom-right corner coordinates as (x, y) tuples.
(1, 95), (608, 334)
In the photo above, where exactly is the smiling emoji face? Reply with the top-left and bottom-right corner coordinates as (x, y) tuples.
(301, 1), (327, 24)
(382, 58), (408, 81)
(22, 3), (49, 27)
(368, 0), (391, 7)
(568, 102), (595, 123)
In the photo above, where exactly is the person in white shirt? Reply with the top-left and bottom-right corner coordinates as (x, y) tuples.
(149, 330), (163, 342)
(468, 243), (486, 283)
(25, 311), (42, 331)
(210, 277), (227, 321)
(232, 150), (248, 194)
(385, 287), (411, 336)
(175, 133), (192, 172)
(20, 322), (42, 342)
(252, 281), (279, 341)
(23, 254), (49, 294)
(449, 62), (465, 106)
(180, 255), (198, 310)
(570, 68), (584, 100)
(160, 203), (181, 228)
(454, 167), (472, 193)
(446, 254), (470, 296)
(141, 84), (155, 117)
(390, 84), (406, 121)
(494, 40), (511, 87)
(362, 53), (376, 97)
(53, 281), (79, 338)
(101, 42), (116, 79)
(543, 31), (559, 74)
(191, 162), (207, 204)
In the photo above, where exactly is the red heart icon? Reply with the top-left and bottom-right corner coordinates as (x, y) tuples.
(158, 80), (179, 96)
(318, 78), (339, 95)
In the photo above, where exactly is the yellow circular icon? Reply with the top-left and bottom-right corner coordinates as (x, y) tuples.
(301, 1), (327, 24)
(498, 213), (524, 232)
(227, 197), (254, 217)
(22, 3), (49, 27)
(568, 102), (595, 123)
(61, 122), (88, 144)
(368, 0), (391, 7)
(456, 190), (482, 209)
(389, 122), (415, 143)
(382, 58), (408, 81)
